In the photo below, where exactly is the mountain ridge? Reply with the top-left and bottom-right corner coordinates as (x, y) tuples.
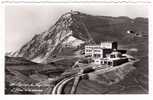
(7, 11), (148, 63)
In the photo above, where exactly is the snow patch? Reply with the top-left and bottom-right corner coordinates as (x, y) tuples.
(63, 36), (84, 47)
(32, 56), (44, 63)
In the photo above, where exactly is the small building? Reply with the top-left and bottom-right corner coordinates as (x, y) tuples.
(104, 51), (128, 66)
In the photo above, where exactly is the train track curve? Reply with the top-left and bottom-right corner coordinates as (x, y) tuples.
(52, 77), (74, 94)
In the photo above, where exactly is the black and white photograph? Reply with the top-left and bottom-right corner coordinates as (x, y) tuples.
(5, 4), (148, 94)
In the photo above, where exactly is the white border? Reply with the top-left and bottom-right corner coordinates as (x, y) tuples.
(0, 1), (153, 100)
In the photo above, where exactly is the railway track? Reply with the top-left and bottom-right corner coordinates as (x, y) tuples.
(51, 73), (85, 94)
(52, 77), (74, 94)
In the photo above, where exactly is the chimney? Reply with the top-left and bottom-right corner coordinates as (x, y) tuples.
(112, 41), (118, 50)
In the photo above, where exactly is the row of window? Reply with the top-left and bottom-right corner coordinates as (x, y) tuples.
(85, 46), (100, 48)
(95, 60), (113, 65)
(94, 50), (101, 52)
(85, 49), (102, 52)
(85, 50), (92, 52)
(93, 54), (101, 58)
(94, 60), (113, 66)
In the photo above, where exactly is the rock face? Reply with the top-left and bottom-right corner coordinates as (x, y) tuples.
(15, 11), (93, 63)
(11, 11), (148, 63)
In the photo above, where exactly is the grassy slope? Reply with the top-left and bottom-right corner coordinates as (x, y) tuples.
(5, 56), (69, 90)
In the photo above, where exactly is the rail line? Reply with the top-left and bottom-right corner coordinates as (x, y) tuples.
(52, 77), (74, 94)
(51, 73), (86, 94)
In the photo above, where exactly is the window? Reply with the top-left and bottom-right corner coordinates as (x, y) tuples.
(104, 61), (107, 64)
(94, 50), (101, 52)
(110, 55), (116, 58)
(93, 54), (101, 58)
(85, 55), (92, 57)
(86, 49), (92, 52)
(108, 61), (112, 65)
(101, 61), (104, 65)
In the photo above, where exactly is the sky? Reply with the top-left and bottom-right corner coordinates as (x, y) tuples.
(5, 4), (149, 52)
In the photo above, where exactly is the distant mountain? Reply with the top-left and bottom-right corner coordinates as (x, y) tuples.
(9, 11), (148, 63)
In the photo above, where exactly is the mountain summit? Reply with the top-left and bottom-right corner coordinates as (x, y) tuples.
(10, 11), (148, 63)
(14, 11), (94, 63)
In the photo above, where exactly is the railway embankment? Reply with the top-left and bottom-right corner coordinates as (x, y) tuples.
(88, 61), (136, 85)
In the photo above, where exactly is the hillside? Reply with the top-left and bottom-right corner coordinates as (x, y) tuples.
(5, 56), (37, 65)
